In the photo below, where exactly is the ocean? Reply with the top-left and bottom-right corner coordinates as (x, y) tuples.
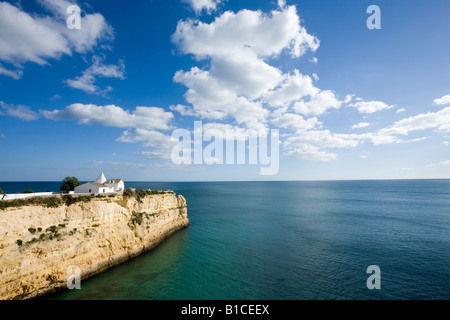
(1, 180), (449, 300)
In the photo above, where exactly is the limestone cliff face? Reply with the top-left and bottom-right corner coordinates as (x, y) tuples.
(0, 193), (189, 300)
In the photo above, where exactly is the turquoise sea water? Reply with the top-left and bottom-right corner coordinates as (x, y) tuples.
(1, 180), (450, 300)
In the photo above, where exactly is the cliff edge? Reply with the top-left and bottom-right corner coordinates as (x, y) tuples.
(0, 192), (189, 300)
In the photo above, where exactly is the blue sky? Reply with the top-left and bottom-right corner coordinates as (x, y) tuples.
(0, 0), (449, 181)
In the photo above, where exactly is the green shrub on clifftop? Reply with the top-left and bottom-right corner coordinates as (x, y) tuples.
(0, 196), (62, 210)
(60, 177), (81, 192)
(63, 194), (92, 206)
(123, 188), (135, 197)
(123, 188), (173, 202)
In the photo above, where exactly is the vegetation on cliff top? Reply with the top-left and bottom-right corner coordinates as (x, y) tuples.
(63, 195), (92, 206)
(0, 196), (62, 210)
(123, 188), (174, 202)
(0, 188), (175, 210)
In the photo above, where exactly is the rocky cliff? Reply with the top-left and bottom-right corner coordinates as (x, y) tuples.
(0, 192), (189, 300)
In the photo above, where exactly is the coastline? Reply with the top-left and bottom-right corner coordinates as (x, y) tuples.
(0, 192), (189, 300)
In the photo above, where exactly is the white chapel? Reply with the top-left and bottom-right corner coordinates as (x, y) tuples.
(74, 172), (125, 194)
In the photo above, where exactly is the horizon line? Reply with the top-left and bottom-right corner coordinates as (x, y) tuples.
(1, 178), (450, 183)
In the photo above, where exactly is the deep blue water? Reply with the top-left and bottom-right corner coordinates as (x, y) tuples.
(1, 180), (450, 300)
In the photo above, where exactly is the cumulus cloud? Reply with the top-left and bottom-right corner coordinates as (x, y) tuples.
(378, 106), (450, 137)
(171, 2), (410, 163)
(65, 56), (125, 95)
(264, 70), (318, 108)
(170, 104), (197, 116)
(196, 122), (270, 141)
(183, 0), (224, 14)
(0, 101), (39, 121)
(173, 67), (268, 129)
(283, 130), (362, 161)
(292, 90), (342, 116)
(349, 100), (394, 114)
(39, 102), (177, 160)
(0, 0), (112, 78)
(285, 145), (337, 162)
(352, 122), (370, 129)
(272, 113), (321, 132)
(172, 4), (319, 129)
(433, 94), (450, 106)
(172, 5), (319, 60)
(117, 129), (177, 160)
(42, 103), (173, 130)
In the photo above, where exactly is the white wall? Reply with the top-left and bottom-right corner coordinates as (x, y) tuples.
(0, 191), (74, 201)
(74, 183), (95, 194)
(74, 183), (115, 194)
(105, 181), (124, 192)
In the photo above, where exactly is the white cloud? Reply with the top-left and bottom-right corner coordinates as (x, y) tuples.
(360, 155), (368, 159)
(286, 130), (361, 149)
(170, 104), (196, 116)
(349, 100), (394, 114)
(0, 1), (70, 65)
(0, 0), (112, 76)
(0, 64), (23, 80)
(344, 94), (354, 104)
(172, 5), (319, 129)
(396, 108), (406, 113)
(404, 137), (428, 143)
(0, 101), (39, 121)
(65, 56), (125, 95)
(173, 67), (268, 129)
(42, 103), (173, 130)
(285, 145), (337, 162)
(0, 133), (6, 139)
(292, 90), (342, 115)
(210, 55), (283, 100)
(194, 122), (264, 142)
(172, 5), (319, 60)
(426, 160), (450, 168)
(283, 130), (362, 161)
(365, 132), (400, 145)
(433, 94), (450, 106)
(184, 0), (223, 14)
(378, 106), (450, 137)
(444, 141), (449, 146)
(272, 113), (321, 132)
(352, 122), (370, 129)
(117, 129), (177, 160)
(264, 70), (318, 108)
